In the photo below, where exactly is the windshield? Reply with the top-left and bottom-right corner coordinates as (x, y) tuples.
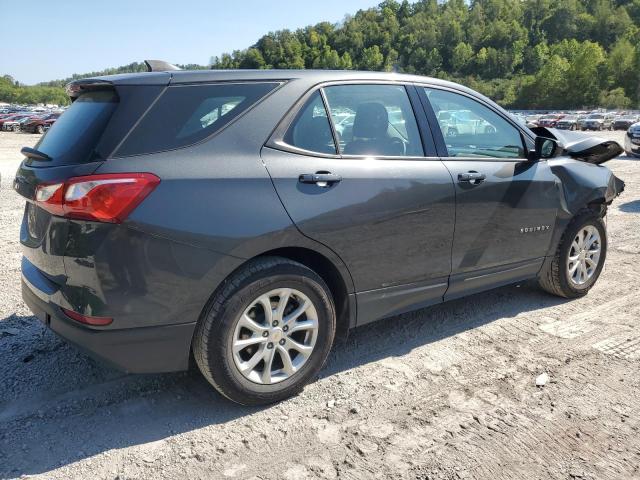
(587, 114), (604, 119)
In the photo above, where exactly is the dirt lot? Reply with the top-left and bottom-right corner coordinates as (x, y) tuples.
(0, 130), (639, 480)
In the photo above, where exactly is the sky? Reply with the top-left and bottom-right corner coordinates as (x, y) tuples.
(0, 0), (383, 85)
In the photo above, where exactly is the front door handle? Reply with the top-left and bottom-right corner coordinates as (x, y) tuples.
(299, 172), (342, 187)
(458, 171), (486, 184)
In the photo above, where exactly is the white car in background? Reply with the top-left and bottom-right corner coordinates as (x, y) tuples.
(437, 109), (496, 137)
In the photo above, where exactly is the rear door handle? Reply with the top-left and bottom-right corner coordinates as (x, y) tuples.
(299, 172), (342, 187)
(458, 171), (486, 184)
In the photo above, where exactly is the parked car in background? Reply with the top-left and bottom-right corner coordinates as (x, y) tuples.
(576, 114), (588, 130)
(0, 113), (28, 130)
(1, 113), (37, 132)
(556, 116), (578, 130)
(41, 118), (57, 132)
(525, 115), (540, 128)
(583, 113), (614, 131)
(21, 113), (61, 133)
(538, 115), (563, 128)
(15, 65), (625, 405)
(437, 109), (496, 136)
(613, 115), (639, 131)
(624, 122), (640, 157)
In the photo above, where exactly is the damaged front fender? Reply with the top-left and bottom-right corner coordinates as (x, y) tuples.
(547, 158), (625, 216)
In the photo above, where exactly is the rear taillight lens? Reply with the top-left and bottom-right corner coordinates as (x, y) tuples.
(34, 173), (160, 223)
(61, 308), (113, 326)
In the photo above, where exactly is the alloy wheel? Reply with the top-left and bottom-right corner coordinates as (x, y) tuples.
(231, 288), (319, 384)
(567, 225), (601, 286)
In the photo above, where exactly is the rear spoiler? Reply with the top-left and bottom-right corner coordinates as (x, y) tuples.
(144, 60), (181, 72)
(65, 60), (179, 101)
(65, 79), (114, 101)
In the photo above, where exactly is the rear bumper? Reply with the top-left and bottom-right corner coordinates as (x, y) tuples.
(22, 269), (195, 374)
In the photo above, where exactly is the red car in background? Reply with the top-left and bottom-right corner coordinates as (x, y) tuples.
(0, 113), (37, 131)
(41, 117), (58, 132)
(538, 114), (565, 128)
(21, 113), (61, 133)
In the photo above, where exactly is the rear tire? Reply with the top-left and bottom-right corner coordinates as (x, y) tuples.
(193, 256), (336, 405)
(538, 209), (607, 298)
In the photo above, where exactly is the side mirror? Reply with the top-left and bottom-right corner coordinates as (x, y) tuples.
(529, 136), (560, 161)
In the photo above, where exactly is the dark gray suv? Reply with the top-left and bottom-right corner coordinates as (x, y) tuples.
(15, 65), (624, 405)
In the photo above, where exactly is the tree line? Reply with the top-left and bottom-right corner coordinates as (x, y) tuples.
(2, 0), (639, 109)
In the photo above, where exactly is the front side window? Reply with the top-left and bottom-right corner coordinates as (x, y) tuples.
(116, 82), (279, 157)
(283, 91), (336, 155)
(425, 88), (525, 159)
(323, 84), (424, 157)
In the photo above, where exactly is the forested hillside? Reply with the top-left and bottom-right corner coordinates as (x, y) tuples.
(209, 0), (640, 109)
(3, 0), (639, 108)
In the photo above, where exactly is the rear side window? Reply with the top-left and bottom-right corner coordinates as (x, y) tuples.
(283, 91), (337, 155)
(34, 89), (118, 165)
(116, 82), (279, 157)
(323, 84), (424, 157)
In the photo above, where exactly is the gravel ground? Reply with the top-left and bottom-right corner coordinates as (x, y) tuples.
(0, 130), (639, 480)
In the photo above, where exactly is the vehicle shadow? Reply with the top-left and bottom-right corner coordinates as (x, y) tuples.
(618, 199), (640, 213)
(0, 281), (567, 477)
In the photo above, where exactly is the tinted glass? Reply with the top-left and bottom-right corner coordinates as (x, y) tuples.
(116, 82), (278, 157)
(283, 91), (336, 154)
(34, 89), (117, 165)
(323, 84), (424, 157)
(425, 88), (525, 159)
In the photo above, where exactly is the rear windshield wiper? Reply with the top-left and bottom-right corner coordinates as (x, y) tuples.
(21, 147), (52, 162)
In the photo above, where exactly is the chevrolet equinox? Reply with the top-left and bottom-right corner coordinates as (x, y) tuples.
(15, 62), (624, 405)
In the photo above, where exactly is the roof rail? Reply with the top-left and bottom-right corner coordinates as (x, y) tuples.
(144, 60), (182, 72)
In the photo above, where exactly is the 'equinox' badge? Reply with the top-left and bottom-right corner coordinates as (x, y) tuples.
(520, 225), (551, 233)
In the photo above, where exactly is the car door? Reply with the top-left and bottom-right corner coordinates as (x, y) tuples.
(418, 86), (559, 300)
(262, 83), (456, 324)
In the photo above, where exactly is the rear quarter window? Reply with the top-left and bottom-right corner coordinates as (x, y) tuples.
(115, 82), (279, 157)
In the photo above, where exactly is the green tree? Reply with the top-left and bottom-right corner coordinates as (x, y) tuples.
(451, 42), (474, 74)
(600, 87), (632, 109)
(360, 45), (384, 70)
(240, 48), (266, 69)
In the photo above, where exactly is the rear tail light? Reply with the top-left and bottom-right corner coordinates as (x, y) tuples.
(62, 308), (113, 326)
(34, 173), (160, 223)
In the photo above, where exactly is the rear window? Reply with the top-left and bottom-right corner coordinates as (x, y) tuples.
(115, 82), (279, 157)
(33, 89), (117, 165)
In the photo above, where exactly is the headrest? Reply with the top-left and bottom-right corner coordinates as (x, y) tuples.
(352, 102), (389, 138)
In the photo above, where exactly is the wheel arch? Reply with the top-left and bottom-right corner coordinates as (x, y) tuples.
(191, 244), (356, 358)
(254, 246), (355, 339)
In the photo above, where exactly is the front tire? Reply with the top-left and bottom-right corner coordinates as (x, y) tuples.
(538, 209), (607, 298)
(193, 257), (336, 405)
